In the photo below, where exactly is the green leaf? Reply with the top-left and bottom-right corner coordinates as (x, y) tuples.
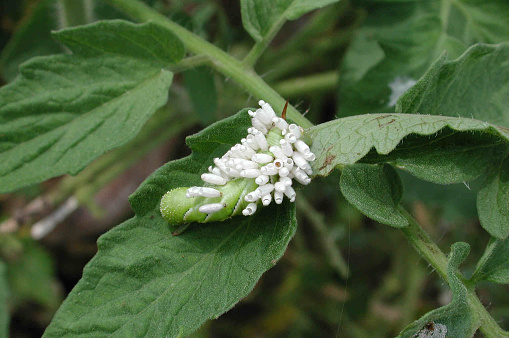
(471, 237), (509, 284)
(53, 20), (184, 63)
(307, 113), (508, 178)
(308, 113), (509, 237)
(183, 66), (218, 125)
(340, 163), (408, 227)
(44, 110), (298, 337)
(397, 43), (509, 127)
(339, 1), (509, 117)
(0, 1), (162, 82)
(241, 0), (340, 41)
(365, 129), (506, 185)
(341, 33), (385, 84)
(398, 242), (481, 337)
(477, 155), (509, 239)
(0, 260), (9, 337)
(0, 20), (184, 193)
(7, 239), (59, 309)
(131, 109), (255, 217)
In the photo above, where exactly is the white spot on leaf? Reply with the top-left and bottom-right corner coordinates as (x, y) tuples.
(414, 322), (447, 338)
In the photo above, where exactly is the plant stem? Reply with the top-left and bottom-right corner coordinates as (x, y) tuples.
(297, 197), (350, 278)
(169, 55), (211, 73)
(274, 71), (339, 98)
(56, 0), (94, 28)
(244, 1), (351, 69)
(470, 237), (498, 283)
(242, 16), (287, 68)
(398, 207), (449, 281)
(100, 0), (313, 129)
(467, 291), (509, 337)
(398, 207), (508, 337)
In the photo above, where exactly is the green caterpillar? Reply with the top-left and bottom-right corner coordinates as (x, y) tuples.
(160, 100), (315, 229)
(160, 179), (258, 225)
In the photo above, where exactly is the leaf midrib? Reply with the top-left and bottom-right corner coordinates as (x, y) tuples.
(0, 70), (167, 190)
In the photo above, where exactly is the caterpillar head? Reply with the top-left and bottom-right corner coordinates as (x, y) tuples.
(160, 101), (315, 225)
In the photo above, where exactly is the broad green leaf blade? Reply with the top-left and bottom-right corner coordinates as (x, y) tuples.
(183, 66), (217, 125)
(471, 237), (509, 284)
(308, 113), (509, 236)
(0, 260), (9, 337)
(241, 0), (340, 41)
(340, 163), (407, 227)
(44, 204), (296, 337)
(397, 43), (509, 127)
(0, 21), (184, 193)
(341, 33), (385, 84)
(363, 129), (506, 185)
(53, 20), (184, 63)
(0, 1), (161, 82)
(307, 113), (506, 177)
(398, 243), (481, 337)
(477, 156), (509, 239)
(339, 1), (509, 117)
(0, 63), (172, 193)
(44, 111), (298, 337)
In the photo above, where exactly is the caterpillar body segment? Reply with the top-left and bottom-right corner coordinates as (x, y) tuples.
(160, 179), (258, 225)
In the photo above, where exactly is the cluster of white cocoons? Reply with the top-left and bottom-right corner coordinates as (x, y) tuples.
(186, 100), (315, 216)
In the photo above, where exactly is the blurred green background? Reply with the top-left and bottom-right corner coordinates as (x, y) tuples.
(0, 0), (508, 336)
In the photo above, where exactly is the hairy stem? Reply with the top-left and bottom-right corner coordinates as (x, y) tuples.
(101, 0), (313, 129)
(169, 55), (211, 73)
(274, 71), (339, 98)
(467, 292), (509, 337)
(398, 207), (508, 337)
(470, 237), (499, 284)
(398, 207), (448, 281)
